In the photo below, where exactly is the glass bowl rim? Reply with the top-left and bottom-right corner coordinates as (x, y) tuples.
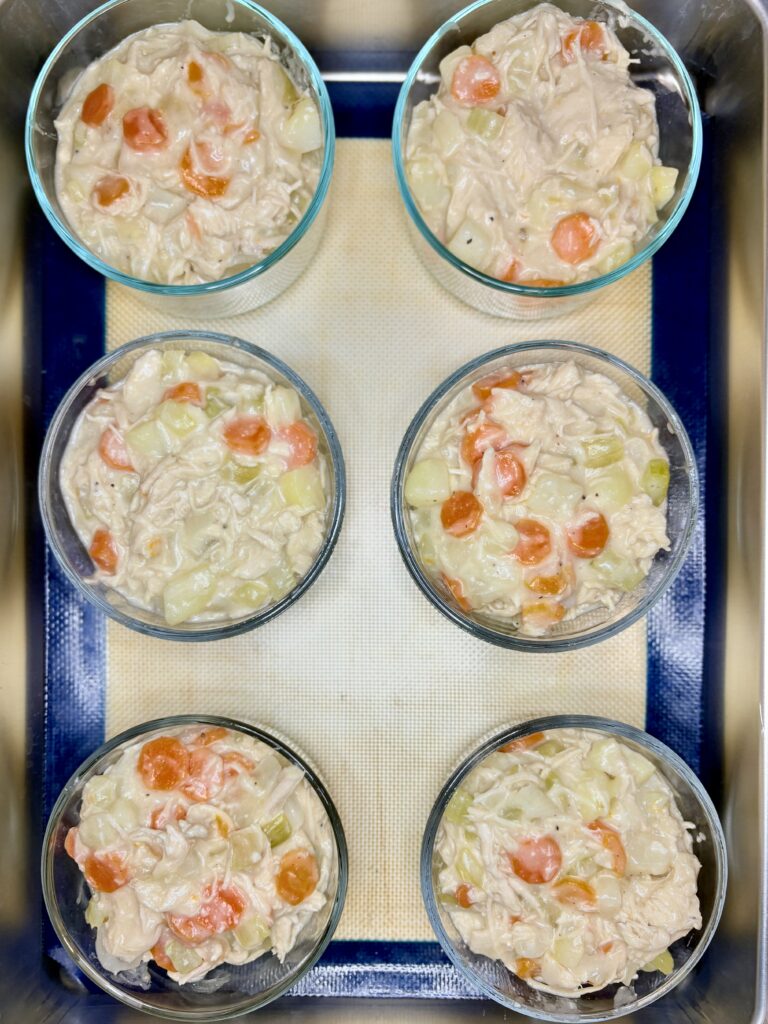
(39, 329), (346, 641)
(391, 0), (703, 298)
(41, 713), (349, 1021)
(390, 339), (699, 652)
(24, 0), (336, 296)
(420, 713), (728, 1022)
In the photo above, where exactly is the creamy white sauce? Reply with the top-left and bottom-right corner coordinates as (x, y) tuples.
(405, 4), (679, 284)
(435, 728), (701, 996)
(60, 348), (329, 625)
(67, 725), (334, 983)
(55, 21), (322, 285)
(404, 360), (670, 634)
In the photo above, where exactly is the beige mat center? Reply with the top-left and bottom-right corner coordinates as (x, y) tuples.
(105, 138), (650, 942)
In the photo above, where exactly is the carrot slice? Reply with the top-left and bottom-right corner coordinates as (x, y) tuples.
(494, 448), (527, 498)
(92, 174), (130, 208)
(84, 852), (130, 893)
(64, 827), (78, 860)
(441, 491), (483, 537)
(472, 370), (521, 401)
(163, 381), (203, 405)
(89, 528), (118, 574)
(187, 60), (204, 85)
(180, 145), (230, 198)
(279, 421), (318, 469)
(149, 801), (187, 830)
(168, 886), (246, 943)
(567, 512), (609, 558)
(441, 573), (471, 613)
(520, 278), (567, 288)
(243, 128), (261, 145)
(196, 726), (228, 746)
(99, 427), (134, 471)
(455, 883), (473, 908)
(521, 601), (566, 628)
(151, 942), (175, 971)
(511, 520), (551, 566)
(508, 836), (562, 884)
(553, 876), (597, 910)
(123, 107), (169, 152)
(179, 748), (224, 802)
(551, 213), (600, 264)
(138, 736), (189, 791)
(515, 957), (541, 980)
(221, 750), (256, 777)
(451, 55), (501, 106)
(81, 83), (114, 127)
(222, 416), (271, 456)
(501, 259), (521, 284)
(526, 568), (570, 596)
(587, 820), (627, 876)
(276, 849), (319, 905)
(499, 732), (545, 753)
(562, 20), (607, 62)
(460, 420), (507, 467)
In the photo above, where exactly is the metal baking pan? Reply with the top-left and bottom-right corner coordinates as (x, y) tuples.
(0, 0), (766, 1019)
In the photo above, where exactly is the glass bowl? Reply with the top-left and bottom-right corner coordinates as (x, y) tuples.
(42, 714), (348, 1020)
(391, 340), (697, 652)
(39, 330), (345, 641)
(421, 714), (727, 1021)
(392, 0), (702, 321)
(25, 0), (335, 319)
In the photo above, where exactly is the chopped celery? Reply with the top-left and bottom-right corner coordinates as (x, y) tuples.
(279, 97), (322, 153)
(501, 807), (522, 821)
(467, 108), (504, 141)
(85, 897), (108, 928)
(186, 351), (220, 380)
(651, 166), (678, 209)
(404, 459), (451, 507)
(234, 914), (271, 951)
(264, 562), (296, 601)
(642, 949), (674, 976)
(275, 64), (299, 105)
(126, 420), (169, 459)
(591, 550), (644, 592)
(238, 393), (265, 416)
(620, 140), (653, 180)
(279, 465), (324, 510)
(456, 847), (484, 886)
(265, 385), (302, 429)
(445, 787), (473, 825)
(163, 567), (215, 625)
(641, 458), (670, 506)
(233, 580), (271, 610)
(536, 739), (564, 758)
(159, 400), (205, 439)
(262, 812), (292, 847)
(439, 890), (459, 907)
(447, 218), (492, 272)
(406, 158), (450, 211)
(166, 939), (203, 974)
(162, 350), (187, 377)
(225, 460), (262, 486)
(582, 435), (624, 469)
(204, 390), (229, 419)
(586, 469), (634, 514)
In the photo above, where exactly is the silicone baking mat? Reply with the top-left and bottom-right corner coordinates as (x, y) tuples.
(25, 96), (723, 997)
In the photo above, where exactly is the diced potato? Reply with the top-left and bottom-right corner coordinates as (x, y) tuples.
(597, 238), (634, 276)
(553, 935), (583, 971)
(620, 140), (653, 181)
(279, 464), (324, 510)
(447, 218), (492, 272)
(83, 776), (117, 809)
(439, 45), (473, 90)
(404, 458), (451, 507)
(231, 828), (265, 871)
(586, 737), (625, 777)
(166, 939), (203, 974)
(585, 469), (634, 514)
(593, 871), (622, 916)
(536, 739), (564, 757)
(163, 567), (216, 626)
(467, 108), (504, 141)
(264, 561), (296, 601)
(527, 473), (583, 517)
(187, 351), (220, 381)
(641, 458), (670, 506)
(143, 188), (189, 226)
(205, 388), (229, 419)
(639, 789), (669, 814)
(158, 400), (206, 439)
(265, 386), (302, 429)
(73, 122), (88, 148)
(641, 194), (659, 226)
(575, 771), (612, 820)
(79, 813), (119, 850)
(279, 97), (322, 153)
(85, 897), (108, 928)
(439, 890), (459, 907)
(433, 109), (463, 156)
(625, 749), (656, 784)
(161, 350), (187, 377)
(505, 784), (557, 820)
(274, 63), (299, 106)
(110, 798), (140, 831)
(528, 182), (567, 232)
(114, 218), (145, 244)
(126, 420), (169, 460)
(582, 435), (624, 469)
(238, 392), (265, 417)
(642, 949), (674, 975)
(445, 787), (473, 825)
(261, 812), (292, 847)
(590, 550), (645, 592)
(407, 158), (450, 211)
(66, 178), (86, 203)
(233, 580), (271, 609)
(234, 914), (271, 951)
(626, 833), (673, 875)
(651, 166), (678, 209)
(456, 847), (484, 886)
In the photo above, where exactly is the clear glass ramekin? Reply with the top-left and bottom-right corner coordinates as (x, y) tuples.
(392, 0), (702, 321)
(422, 714), (727, 1021)
(391, 340), (697, 652)
(25, 0), (335, 319)
(42, 714), (348, 1020)
(39, 331), (345, 640)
